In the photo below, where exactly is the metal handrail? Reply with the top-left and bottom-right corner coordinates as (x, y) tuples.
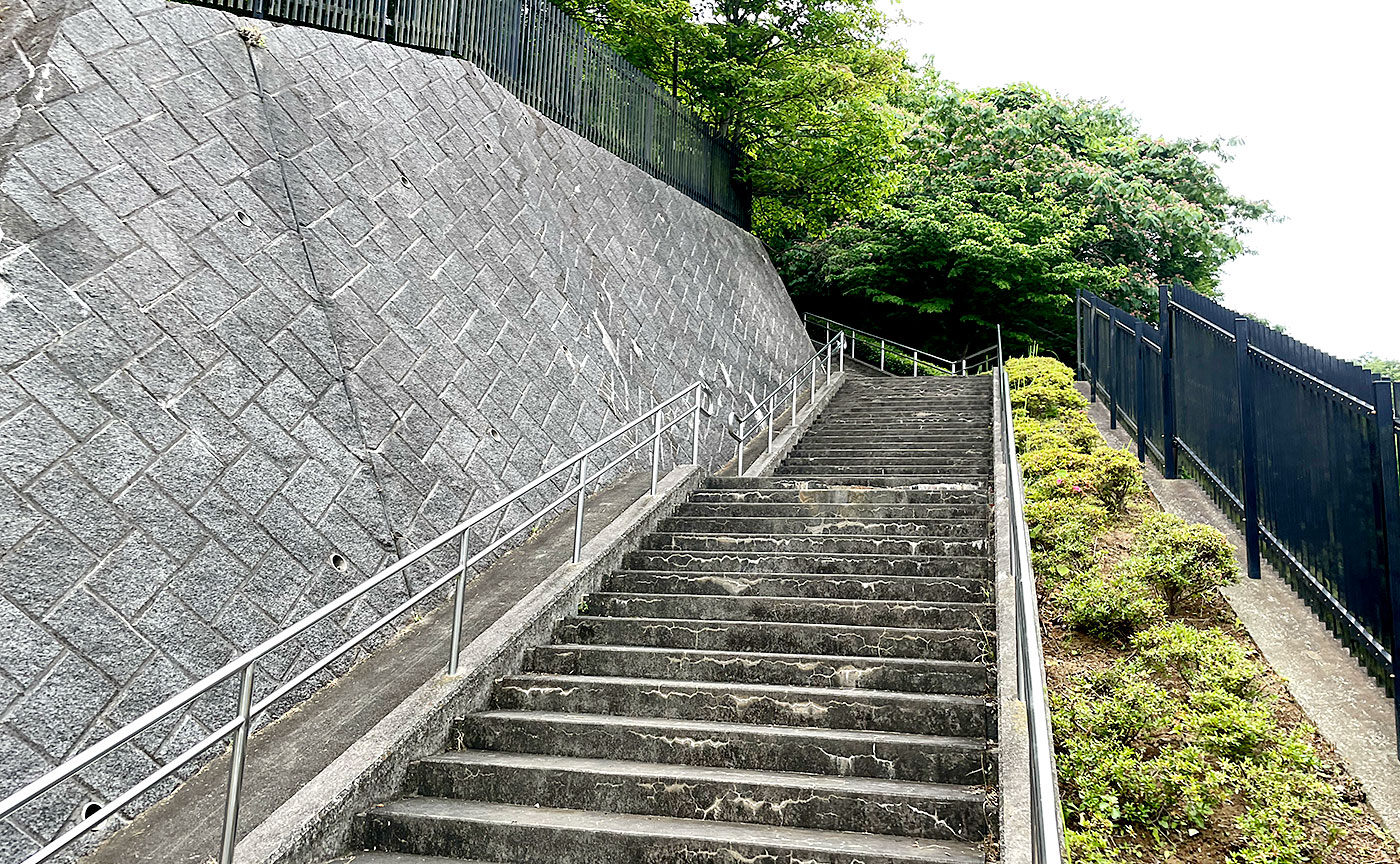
(805, 312), (957, 373)
(994, 326), (1066, 863)
(730, 333), (844, 475)
(0, 381), (713, 864)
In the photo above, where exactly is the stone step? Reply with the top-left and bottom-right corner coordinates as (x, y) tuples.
(679, 499), (987, 517)
(657, 516), (987, 538)
(553, 616), (990, 661)
(489, 674), (987, 736)
(639, 532), (988, 558)
(788, 443), (992, 454)
(451, 711), (990, 784)
(328, 854), (493, 864)
(806, 418), (987, 428)
(622, 549), (990, 578)
(602, 571), (988, 603)
(584, 593), (992, 631)
(524, 644), (991, 694)
(705, 476), (990, 494)
(359, 798), (984, 864)
(408, 751), (988, 841)
(781, 456), (989, 469)
(795, 435), (989, 446)
(773, 466), (989, 481)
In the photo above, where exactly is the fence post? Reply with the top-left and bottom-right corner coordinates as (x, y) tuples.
(1075, 289), (1083, 380)
(1371, 379), (1400, 757)
(1233, 317), (1261, 580)
(1135, 320), (1147, 463)
(1087, 303), (1098, 403)
(1160, 283), (1178, 479)
(219, 666), (256, 864)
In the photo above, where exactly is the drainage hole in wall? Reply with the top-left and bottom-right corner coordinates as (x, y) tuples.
(488, 428), (501, 443)
(235, 210), (253, 228)
(399, 175), (411, 188)
(83, 802), (102, 820)
(330, 553), (348, 573)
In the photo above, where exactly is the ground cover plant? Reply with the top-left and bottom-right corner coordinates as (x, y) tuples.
(1007, 356), (1397, 864)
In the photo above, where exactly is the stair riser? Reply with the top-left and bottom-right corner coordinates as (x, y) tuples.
(657, 517), (987, 538)
(773, 467), (989, 480)
(359, 809), (974, 864)
(524, 646), (991, 695)
(622, 551), (990, 578)
(586, 595), (992, 631)
(705, 476), (989, 492)
(407, 759), (987, 842)
(679, 502), (987, 518)
(451, 717), (990, 784)
(780, 459), (990, 471)
(489, 678), (986, 737)
(603, 572), (988, 603)
(554, 617), (991, 662)
(641, 534), (988, 558)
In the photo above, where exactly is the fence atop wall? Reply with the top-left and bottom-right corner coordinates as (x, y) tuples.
(1076, 284), (1400, 745)
(195, 0), (749, 226)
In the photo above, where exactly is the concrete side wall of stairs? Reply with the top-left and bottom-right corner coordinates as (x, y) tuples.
(328, 375), (999, 864)
(0, 3), (811, 853)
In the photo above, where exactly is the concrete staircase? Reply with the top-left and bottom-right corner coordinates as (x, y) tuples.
(332, 376), (996, 864)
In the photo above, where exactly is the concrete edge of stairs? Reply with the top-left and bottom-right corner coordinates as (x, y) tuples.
(230, 465), (707, 864)
(991, 374), (1034, 864)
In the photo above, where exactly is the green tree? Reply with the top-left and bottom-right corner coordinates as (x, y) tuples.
(1358, 353), (1400, 379)
(551, 0), (907, 241)
(780, 76), (1273, 358)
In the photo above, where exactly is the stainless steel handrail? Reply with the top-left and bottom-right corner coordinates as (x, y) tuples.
(994, 326), (1066, 863)
(730, 333), (844, 475)
(0, 381), (713, 864)
(805, 312), (958, 374)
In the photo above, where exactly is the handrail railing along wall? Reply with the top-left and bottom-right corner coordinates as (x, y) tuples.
(729, 332), (843, 475)
(192, 0), (748, 225)
(0, 381), (715, 864)
(1076, 283), (1400, 753)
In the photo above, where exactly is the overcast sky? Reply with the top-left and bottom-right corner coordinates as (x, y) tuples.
(886, 0), (1399, 363)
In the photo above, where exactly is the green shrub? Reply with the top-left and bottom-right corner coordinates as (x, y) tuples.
(1129, 512), (1239, 613)
(1020, 446), (1092, 483)
(1086, 447), (1143, 515)
(1056, 569), (1166, 641)
(1131, 622), (1260, 696)
(1026, 498), (1106, 583)
(1006, 356), (1076, 390)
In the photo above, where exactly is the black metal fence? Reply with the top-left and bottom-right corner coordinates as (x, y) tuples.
(1077, 284), (1400, 716)
(198, 0), (749, 226)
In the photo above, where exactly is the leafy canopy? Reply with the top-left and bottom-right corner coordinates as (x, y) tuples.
(551, 0), (907, 242)
(778, 73), (1273, 359)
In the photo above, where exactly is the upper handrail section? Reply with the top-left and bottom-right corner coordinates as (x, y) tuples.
(729, 333), (844, 475)
(803, 313), (998, 377)
(0, 381), (713, 864)
(994, 327), (1066, 863)
(805, 312), (957, 372)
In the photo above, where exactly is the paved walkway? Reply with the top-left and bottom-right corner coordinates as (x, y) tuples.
(1079, 386), (1400, 842)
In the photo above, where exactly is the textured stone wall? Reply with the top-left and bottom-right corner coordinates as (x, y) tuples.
(0, 0), (811, 855)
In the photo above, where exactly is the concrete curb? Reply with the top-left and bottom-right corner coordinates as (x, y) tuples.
(992, 376), (1033, 864)
(233, 465), (704, 864)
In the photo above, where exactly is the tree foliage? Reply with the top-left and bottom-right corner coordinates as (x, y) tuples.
(1358, 353), (1400, 379)
(552, 0), (907, 241)
(778, 74), (1273, 358)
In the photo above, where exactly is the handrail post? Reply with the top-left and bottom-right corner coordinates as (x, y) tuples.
(809, 359), (817, 405)
(218, 666), (256, 864)
(1134, 320), (1147, 463)
(838, 335), (844, 372)
(690, 387), (702, 466)
(650, 410), (662, 495)
(790, 377), (798, 424)
(1160, 282), (1179, 478)
(1088, 302), (1098, 403)
(1234, 317), (1261, 580)
(736, 419), (746, 476)
(880, 339), (885, 371)
(448, 527), (471, 673)
(1370, 378), (1400, 757)
(913, 350), (918, 377)
(825, 343), (832, 385)
(571, 458), (586, 562)
(766, 394), (774, 452)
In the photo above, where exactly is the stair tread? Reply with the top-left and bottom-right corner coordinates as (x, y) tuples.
(566, 613), (991, 637)
(420, 750), (986, 800)
(497, 672), (984, 705)
(590, 592), (991, 610)
(370, 799), (984, 862)
(470, 710), (987, 748)
(541, 643), (989, 671)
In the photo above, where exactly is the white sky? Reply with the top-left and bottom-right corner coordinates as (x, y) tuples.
(886, 0), (1400, 363)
